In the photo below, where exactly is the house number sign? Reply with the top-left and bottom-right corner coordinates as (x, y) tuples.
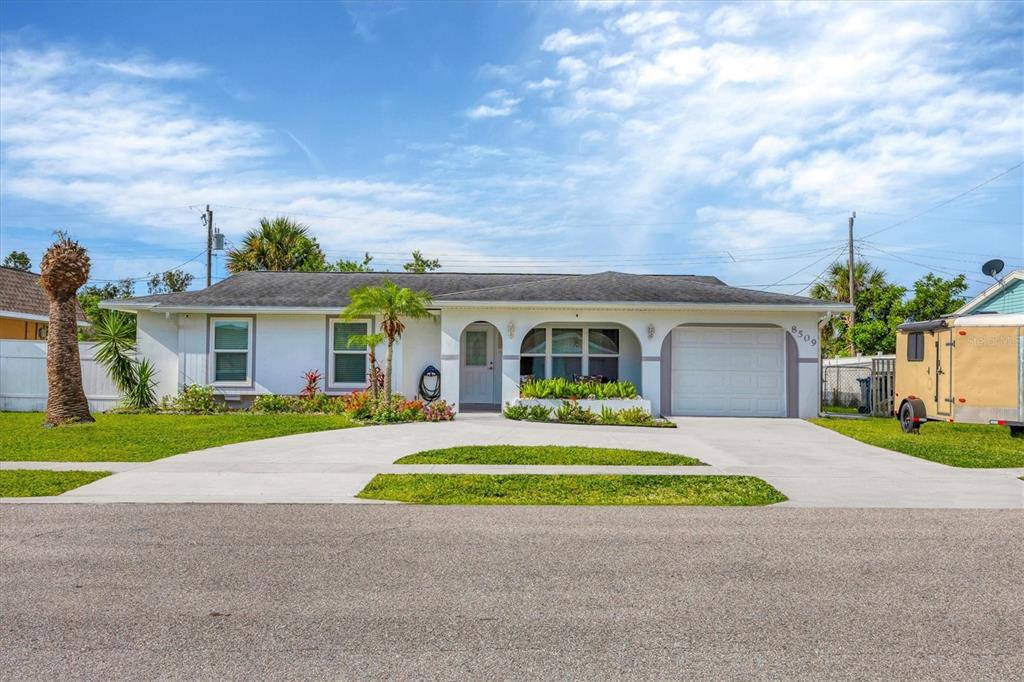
(791, 325), (817, 347)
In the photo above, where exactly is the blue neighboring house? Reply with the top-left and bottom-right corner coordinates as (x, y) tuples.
(956, 271), (1024, 316)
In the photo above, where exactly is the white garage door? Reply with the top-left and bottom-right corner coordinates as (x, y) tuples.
(670, 327), (785, 417)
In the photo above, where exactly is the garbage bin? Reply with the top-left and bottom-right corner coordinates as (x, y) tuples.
(856, 377), (871, 414)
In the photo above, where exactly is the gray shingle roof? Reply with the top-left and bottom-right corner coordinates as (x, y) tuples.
(110, 270), (831, 309)
(0, 266), (87, 321)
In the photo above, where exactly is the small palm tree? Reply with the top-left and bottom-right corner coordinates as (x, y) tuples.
(811, 260), (887, 357)
(40, 232), (93, 425)
(92, 310), (158, 409)
(341, 281), (432, 403)
(226, 217), (328, 273)
(347, 331), (386, 401)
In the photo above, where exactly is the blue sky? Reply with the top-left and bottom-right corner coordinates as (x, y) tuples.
(1, 0), (1021, 297)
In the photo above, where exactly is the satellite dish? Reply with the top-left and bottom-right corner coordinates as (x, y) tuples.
(981, 259), (1005, 279)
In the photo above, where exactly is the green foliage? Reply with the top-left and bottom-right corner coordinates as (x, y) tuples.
(403, 250), (441, 273)
(356, 474), (788, 506)
(341, 280), (433, 402)
(122, 358), (157, 410)
(252, 394), (302, 413)
(0, 412), (357, 463)
(519, 378), (638, 400)
(396, 445), (704, 466)
(811, 417), (1024, 468)
(851, 280), (907, 356)
(616, 406), (653, 425)
(526, 404), (552, 421)
(335, 252), (374, 272)
(598, 405), (617, 424)
(91, 311), (138, 394)
(503, 402), (530, 420)
(2, 250), (32, 271)
(226, 217), (329, 273)
(554, 400), (597, 423)
(147, 269), (194, 294)
(77, 279), (136, 331)
(163, 384), (223, 414)
(423, 400), (455, 422)
(0, 469), (111, 497)
(902, 273), (968, 323)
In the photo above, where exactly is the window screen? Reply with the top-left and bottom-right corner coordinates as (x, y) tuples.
(906, 332), (925, 362)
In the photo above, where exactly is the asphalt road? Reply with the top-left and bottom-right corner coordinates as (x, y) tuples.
(1, 505), (1022, 681)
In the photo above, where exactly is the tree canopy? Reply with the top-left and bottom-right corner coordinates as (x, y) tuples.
(226, 217), (329, 273)
(2, 250), (32, 271)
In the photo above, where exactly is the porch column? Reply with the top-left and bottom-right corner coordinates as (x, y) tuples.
(501, 353), (520, 408)
(439, 315), (462, 410)
(642, 356), (662, 417)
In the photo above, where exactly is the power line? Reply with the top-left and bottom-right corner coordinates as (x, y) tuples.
(860, 162), (1024, 239)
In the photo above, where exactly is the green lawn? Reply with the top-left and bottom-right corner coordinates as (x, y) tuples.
(810, 417), (1024, 468)
(0, 412), (358, 462)
(0, 469), (112, 497)
(356, 474), (787, 506)
(395, 445), (705, 466)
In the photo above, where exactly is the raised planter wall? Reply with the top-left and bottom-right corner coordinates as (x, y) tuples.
(515, 398), (652, 415)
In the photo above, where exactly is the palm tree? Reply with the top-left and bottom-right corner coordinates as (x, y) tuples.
(40, 232), (94, 425)
(226, 217), (328, 273)
(92, 310), (158, 409)
(811, 260), (888, 357)
(347, 331), (386, 401)
(341, 281), (432, 403)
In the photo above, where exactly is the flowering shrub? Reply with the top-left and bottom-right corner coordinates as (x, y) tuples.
(554, 400), (597, 424)
(424, 400), (455, 421)
(161, 384), (223, 414)
(340, 389), (376, 420)
(299, 369), (323, 400)
(519, 378), (638, 400)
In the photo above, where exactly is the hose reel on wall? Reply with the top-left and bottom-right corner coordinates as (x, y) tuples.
(419, 365), (441, 402)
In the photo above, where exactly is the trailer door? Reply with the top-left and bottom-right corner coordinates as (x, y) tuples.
(935, 328), (954, 416)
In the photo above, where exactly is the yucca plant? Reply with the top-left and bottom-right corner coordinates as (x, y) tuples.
(92, 309), (158, 409)
(40, 232), (94, 425)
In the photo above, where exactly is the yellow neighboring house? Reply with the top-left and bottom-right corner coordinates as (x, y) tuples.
(0, 266), (89, 340)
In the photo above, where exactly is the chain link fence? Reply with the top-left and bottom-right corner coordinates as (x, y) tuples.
(821, 356), (895, 416)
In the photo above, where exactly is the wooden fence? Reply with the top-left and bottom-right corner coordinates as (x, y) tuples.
(0, 340), (120, 412)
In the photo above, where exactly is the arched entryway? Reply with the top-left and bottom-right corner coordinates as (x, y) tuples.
(458, 321), (502, 411)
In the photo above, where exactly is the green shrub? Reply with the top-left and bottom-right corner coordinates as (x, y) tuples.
(504, 403), (529, 420)
(301, 393), (348, 414)
(252, 394), (302, 413)
(519, 378), (638, 400)
(616, 406), (653, 425)
(554, 400), (597, 424)
(527, 404), (553, 421)
(163, 384), (222, 414)
(598, 405), (618, 424)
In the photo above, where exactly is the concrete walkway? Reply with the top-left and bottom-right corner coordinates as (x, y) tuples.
(4, 414), (1023, 507)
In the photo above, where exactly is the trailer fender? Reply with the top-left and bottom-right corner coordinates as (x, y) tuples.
(898, 398), (927, 434)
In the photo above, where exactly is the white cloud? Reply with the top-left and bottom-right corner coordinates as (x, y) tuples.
(557, 56), (590, 84)
(541, 28), (605, 53)
(466, 104), (516, 119)
(613, 10), (681, 35)
(695, 207), (837, 250)
(706, 5), (759, 38)
(96, 57), (206, 79)
(525, 77), (561, 90)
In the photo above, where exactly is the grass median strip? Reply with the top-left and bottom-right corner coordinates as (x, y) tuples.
(357, 474), (786, 506)
(810, 417), (1024, 468)
(394, 445), (705, 466)
(0, 470), (112, 497)
(0, 412), (358, 463)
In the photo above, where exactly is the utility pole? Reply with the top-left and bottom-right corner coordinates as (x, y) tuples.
(205, 204), (214, 288)
(848, 210), (856, 356)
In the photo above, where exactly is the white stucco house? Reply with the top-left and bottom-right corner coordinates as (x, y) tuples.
(103, 270), (851, 418)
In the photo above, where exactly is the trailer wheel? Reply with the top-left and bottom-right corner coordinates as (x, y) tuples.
(899, 401), (920, 434)
(1011, 426), (1023, 439)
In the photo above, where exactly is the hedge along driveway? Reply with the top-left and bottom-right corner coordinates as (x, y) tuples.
(0, 412), (358, 462)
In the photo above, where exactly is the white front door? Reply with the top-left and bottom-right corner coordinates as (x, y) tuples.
(461, 325), (495, 404)
(671, 327), (785, 417)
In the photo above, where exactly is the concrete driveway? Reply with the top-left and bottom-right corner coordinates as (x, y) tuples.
(5, 414), (1021, 507)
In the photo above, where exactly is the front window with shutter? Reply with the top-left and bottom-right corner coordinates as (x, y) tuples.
(211, 318), (252, 384)
(331, 320), (369, 386)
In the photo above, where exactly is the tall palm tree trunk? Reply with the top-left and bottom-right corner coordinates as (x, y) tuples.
(383, 338), (394, 403)
(45, 296), (93, 424)
(40, 233), (94, 425)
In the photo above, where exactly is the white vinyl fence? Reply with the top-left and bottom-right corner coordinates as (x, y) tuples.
(0, 340), (121, 412)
